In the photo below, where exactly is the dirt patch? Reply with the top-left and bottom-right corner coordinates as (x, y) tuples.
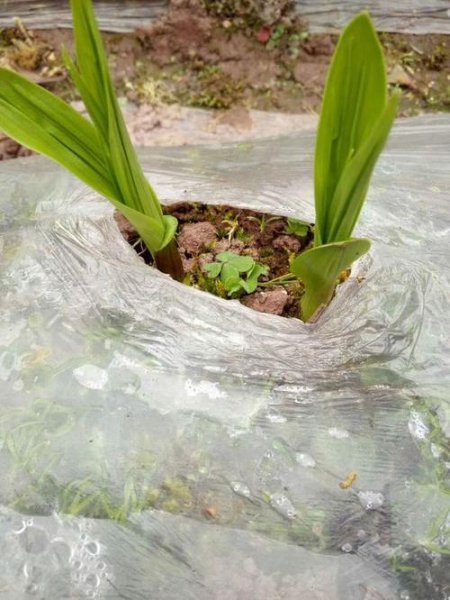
(0, 5), (448, 161)
(116, 202), (314, 319)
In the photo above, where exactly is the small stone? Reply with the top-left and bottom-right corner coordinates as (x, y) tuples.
(114, 211), (137, 243)
(388, 64), (416, 89)
(214, 239), (244, 254)
(215, 106), (253, 132)
(198, 253), (214, 270)
(242, 288), (288, 316)
(181, 257), (195, 272)
(178, 222), (217, 255)
(273, 234), (301, 253)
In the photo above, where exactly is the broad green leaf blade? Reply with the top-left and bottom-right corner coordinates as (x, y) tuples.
(70, 0), (110, 134)
(70, 0), (164, 224)
(291, 238), (370, 322)
(160, 215), (179, 251)
(0, 69), (106, 177)
(114, 203), (166, 255)
(205, 263), (222, 278)
(61, 48), (107, 136)
(221, 264), (240, 291)
(0, 70), (118, 200)
(287, 218), (310, 237)
(314, 12), (388, 245)
(216, 252), (254, 272)
(327, 94), (399, 241)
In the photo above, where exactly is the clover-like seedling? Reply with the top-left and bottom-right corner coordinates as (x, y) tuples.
(205, 252), (268, 296)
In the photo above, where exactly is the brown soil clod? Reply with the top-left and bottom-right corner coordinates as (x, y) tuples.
(116, 202), (314, 319)
(241, 287), (289, 316)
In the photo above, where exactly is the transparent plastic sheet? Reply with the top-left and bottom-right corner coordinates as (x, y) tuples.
(0, 114), (449, 599)
(0, 0), (449, 33)
(296, 1), (450, 34)
(0, 0), (167, 32)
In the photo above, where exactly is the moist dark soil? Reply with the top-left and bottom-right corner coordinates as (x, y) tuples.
(0, 1), (448, 160)
(115, 203), (317, 319)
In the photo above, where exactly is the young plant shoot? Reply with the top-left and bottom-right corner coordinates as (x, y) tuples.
(205, 252), (268, 296)
(0, 0), (183, 280)
(291, 12), (399, 321)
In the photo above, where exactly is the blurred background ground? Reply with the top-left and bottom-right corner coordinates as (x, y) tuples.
(0, 0), (449, 158)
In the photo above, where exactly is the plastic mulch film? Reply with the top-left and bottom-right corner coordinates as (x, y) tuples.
(295, 1), (450, 34)
(0, 0), (449, 33)
(0, 114), (449, 599)
(0, 0), (167, 32)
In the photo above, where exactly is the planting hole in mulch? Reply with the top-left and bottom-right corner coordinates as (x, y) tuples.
(116, 203), (351, 320)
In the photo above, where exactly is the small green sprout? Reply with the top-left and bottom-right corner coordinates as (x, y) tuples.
(286, 218), (310, 238)
(221, 216), (240, 241)
(246, 214), (282, 234)
(205, 252), (268, 296)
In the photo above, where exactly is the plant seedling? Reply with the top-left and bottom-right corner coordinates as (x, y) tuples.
(0, 0), (183, 280)
(291, 12), (399, 321)
(205, 252), (268, 296)
(246, 214), (282, 234)
(286, 217), (310, 238)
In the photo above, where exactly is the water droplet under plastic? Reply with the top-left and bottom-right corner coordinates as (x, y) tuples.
(269, 493), (297, 520)
(295, 452), (316, 468)
(408, 411), (429, 440)
(230, 481), (251, 499)
(73, 364), (108, 390)
(328, 427), (350, 439)
(85, 542), (99, 556)
(358, 490), (385, 510)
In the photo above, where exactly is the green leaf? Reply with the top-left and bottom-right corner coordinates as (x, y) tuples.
(221, 263), (240, 290)
(314, 12), (394, 245)
(0, 68), (116, 200)
(287, 218), (310, 237)
(0, 0), (178, 263)
(240, 279), (253, 294)
(291, 238), (370, 322)
(248, 263), (269, 281)
(216, 252), (254, 272)
(227, 283), (243, 296)
(205, 262), (222, 278)
(326, 94), (399, 242)
(70, 0), (163, 222)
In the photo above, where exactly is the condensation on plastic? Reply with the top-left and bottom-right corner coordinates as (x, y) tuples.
(0, 0), (449, 34)
(0, 114), (449, 599)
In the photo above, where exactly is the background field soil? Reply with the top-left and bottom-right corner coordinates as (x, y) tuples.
(0, 0), (449, 159)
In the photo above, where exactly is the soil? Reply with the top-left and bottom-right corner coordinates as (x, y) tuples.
(115, 203), (316, 319)
(0, 1), (448, 159)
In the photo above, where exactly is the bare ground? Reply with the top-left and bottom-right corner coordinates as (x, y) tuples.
(0, 0), (448, 158)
